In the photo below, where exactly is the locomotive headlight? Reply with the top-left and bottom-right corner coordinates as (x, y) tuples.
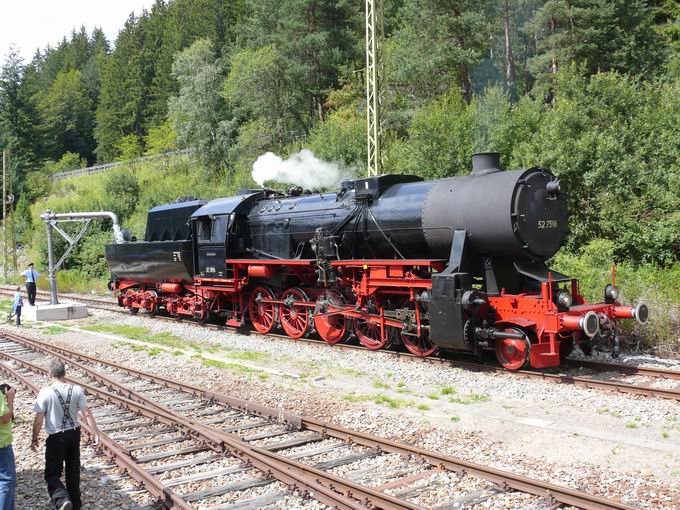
(604, 284), (620, 302)
(557, 290), (573, 308)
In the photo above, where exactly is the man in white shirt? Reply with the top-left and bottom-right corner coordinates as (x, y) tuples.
(20, 263), (40, 306)
(31, 359), (99, 510)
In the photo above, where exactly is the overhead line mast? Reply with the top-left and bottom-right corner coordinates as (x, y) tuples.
(365, 0), (385, 177)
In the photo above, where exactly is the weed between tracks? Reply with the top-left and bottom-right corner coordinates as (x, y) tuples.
(86, 321), (271, 365)
(342, 392), (414, 409)
(42, 325), (69, 335)
(83, 323), (200, 350)
(448, 393), (490, 404)
(336, 367), (367, 377)
(193, 356), (269, 380)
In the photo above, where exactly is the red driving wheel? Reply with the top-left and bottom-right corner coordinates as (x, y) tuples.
(280, 288), (310, 339)
(314, 290), (348, 345)
(400, 300), (436, 357)
(401, 328), (436, 357)
(248, 286), (277, 334)
(355, 317), (394, 350)
(495, 328), (530, 370)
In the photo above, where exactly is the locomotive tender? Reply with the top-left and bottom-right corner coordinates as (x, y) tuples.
(105, 153), (648, 370)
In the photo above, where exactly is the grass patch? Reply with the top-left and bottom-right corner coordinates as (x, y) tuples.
(337, 367), (367, 377)
(372, 380), (390, 389)
(396, 381), (406, 388)
(342, 392), (413, 409)
(450, 415), (460, 422)
(625, 421), (638, 429)
(172, 350), (184, 356)
(427, 393), (440, 400)
(596, 407), (609, 414)
(416, 403), (430, 411)
(225, 350), (270, 361)
(342, 393), (373, 403)
(82, 323), (203, 351)
(194, 356), (265, 377)
(440, 386), (456, 395)
(449, 393), (490, 405)
(42, 325), (69, 335)
(373, 394), (410, 409)
(662, 430), (670, 439)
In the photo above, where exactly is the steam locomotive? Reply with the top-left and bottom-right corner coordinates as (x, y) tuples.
(105, 153), (648, 370)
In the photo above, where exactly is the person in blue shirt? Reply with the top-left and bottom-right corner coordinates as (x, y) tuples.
(11, 288), (22, 327)
(20, 262), (39, 306)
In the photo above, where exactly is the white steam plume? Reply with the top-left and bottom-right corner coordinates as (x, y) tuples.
(252, 149), (353, 190)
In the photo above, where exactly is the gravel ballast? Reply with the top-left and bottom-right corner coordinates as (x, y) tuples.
(2, 310), (679, 509)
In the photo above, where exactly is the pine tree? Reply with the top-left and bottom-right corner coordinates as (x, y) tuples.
(234, 0), (358, 132)
(525, 0), (664, 85)
(0, 47), (39, 173)
(95, 13), (153, 161)
(39, 70), (95, 160)
(386, 0), (490, 105)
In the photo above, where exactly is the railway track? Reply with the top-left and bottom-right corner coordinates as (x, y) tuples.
(0, 329), (641, 510)
(2, 286), (679, 402)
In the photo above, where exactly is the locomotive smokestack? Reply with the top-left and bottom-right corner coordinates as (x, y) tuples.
(471, 152), (503, 175)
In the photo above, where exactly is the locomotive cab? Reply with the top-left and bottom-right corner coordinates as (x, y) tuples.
(190, 192), (263, 279)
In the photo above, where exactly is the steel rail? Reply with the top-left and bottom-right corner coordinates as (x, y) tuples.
(2, 332), (642, 510)
(1, 286), (678, 401)
(0, 335), (411, 510)
(564, 358), (680, 380)
(0, 358), (194, 509)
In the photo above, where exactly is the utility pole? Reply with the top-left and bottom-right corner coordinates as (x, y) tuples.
(8, 157), (16, 274)
(2, 149), (6, 282)
(366, 0), (385, 177)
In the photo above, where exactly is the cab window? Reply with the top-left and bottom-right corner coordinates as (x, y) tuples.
(197, 218), (212, 242)
(211, 215), (229, 243)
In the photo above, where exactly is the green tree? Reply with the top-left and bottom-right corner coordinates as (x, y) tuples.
(0, 47), (39, 173)
(235, 0), (359, 127)
(104, 168), (141, 221)
(169, 39), (234, 171)
(525, 0), (664, 86)
(39, 70), (95, 160)
(306, 87), (365, 169)
(389, 88), (473, 179)
(653, 0), (680, 76)
(386, 0), (489, 108)
(95, 13), (154, 161)
(224, 45), (302, 146)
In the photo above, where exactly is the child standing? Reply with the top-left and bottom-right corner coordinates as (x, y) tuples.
(12, 287), (22, 327)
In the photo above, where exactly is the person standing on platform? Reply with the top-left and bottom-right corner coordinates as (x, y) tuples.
(21, 263), (40, 306)
(31, 359), (100, 510)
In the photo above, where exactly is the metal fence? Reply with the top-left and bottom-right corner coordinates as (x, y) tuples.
(50, 149), (192, 181)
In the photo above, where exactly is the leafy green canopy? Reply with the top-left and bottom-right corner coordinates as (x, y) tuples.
(0, 0), (679, 275)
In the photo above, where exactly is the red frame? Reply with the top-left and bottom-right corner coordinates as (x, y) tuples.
(112, 258), (631, 368)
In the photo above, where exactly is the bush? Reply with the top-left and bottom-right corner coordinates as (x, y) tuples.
(552, 240), (680, 352)
(104, 168), (140, 221)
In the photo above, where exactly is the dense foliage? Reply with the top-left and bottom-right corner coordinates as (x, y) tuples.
(0, 0), (678, 345)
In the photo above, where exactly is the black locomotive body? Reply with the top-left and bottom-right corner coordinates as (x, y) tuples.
(106, 153), (647, 369)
